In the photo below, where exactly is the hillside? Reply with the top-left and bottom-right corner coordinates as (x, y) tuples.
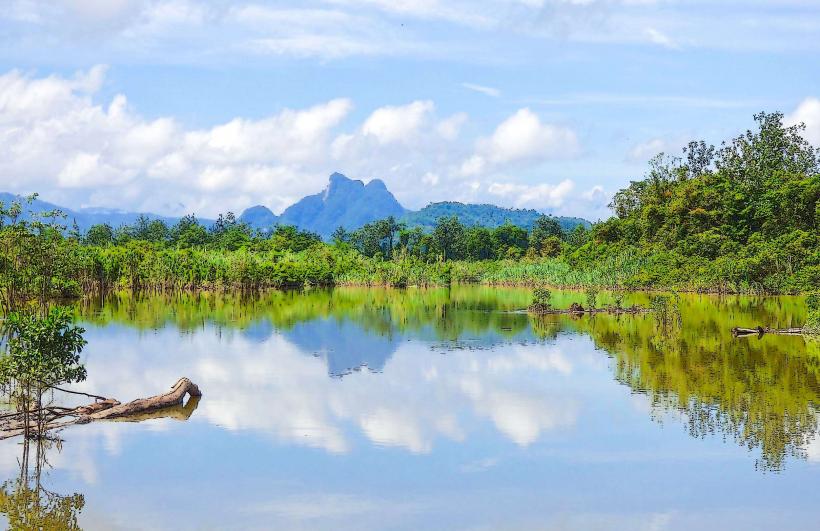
(401, 202), (589, 233)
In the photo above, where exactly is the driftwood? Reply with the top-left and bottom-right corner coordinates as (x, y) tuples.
(732, 326), (805, 337)
(1, 378), (201, 440)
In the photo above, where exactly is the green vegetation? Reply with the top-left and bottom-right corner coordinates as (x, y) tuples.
(400, 200), (587, 233)
(529, 286), (553, 312)
(805, 291), (820, 334)
(596, 112), (820, 293)
(0, 111), (818, 296)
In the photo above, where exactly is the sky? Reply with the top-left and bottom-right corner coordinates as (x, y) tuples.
(1, 0), (819, 221)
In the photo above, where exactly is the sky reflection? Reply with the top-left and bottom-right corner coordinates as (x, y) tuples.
(2, 288), (820, 530)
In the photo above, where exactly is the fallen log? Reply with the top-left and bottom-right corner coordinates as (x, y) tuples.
(732, 326), (805, 337)
(79, 377), (202, 423)
(0, 378), (201, 439)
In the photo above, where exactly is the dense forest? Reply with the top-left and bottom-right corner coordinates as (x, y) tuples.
(0, 112), (818, 300)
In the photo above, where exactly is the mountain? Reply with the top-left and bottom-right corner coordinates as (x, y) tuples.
(401, 202), (589, 232)
(0, 192), (185, 232)
(275, 172), (406, 237)
(239, 205), (278, 232)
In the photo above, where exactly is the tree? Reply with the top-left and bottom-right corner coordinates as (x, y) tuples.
(492, 222), (528, 259)
(378, 216), (403, 259)
(0, 307), (87, 437)
(716, 111), (819, 188)
(431, 216), (465, 261)
(464, 226), (494, 260)
(530, 215), (564, 255)
(171, 215), (209, 247)
(85, 224), (114, 246)
(397, 227), (426, 257)
(331, 226), (349, 245)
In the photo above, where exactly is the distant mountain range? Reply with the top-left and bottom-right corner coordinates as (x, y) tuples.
(0, 192), (203, 232)
(1, 173), (590, 237)
(239, 173), (589, 237)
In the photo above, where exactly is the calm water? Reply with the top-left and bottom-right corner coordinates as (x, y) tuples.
(2, 287), (820, 530)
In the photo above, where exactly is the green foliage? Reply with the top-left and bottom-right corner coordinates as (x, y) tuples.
(0, 307), (87, 437)
(585, 287), (599, 310)
(401, 201), (587, 233)
(0, 307), (87, 390)
(806, 291), (820, 311)
(805, 291), (820, 334)
(530, 287), (552, 311)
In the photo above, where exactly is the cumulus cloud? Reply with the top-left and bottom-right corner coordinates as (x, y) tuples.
(787, 97), (820, 146)
(0, 66), (603, 218)
(361, 100), (434, 144)
(483, 108), (580, 163)
(0, 66), (355, 215)
(487, 179), (575, 209)
(461, 108), (580, 177)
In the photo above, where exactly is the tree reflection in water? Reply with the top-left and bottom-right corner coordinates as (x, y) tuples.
(535, 295), (820, 472)
(0, 437), (85, 530)
(76, 287), (818, 472)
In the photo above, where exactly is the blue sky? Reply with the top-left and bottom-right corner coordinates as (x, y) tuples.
(1, 0), (819, 220)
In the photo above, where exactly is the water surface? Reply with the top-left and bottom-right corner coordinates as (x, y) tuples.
(1, 287), (819, 530)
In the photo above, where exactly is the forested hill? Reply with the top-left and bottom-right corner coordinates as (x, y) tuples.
(401, 202), (589, 232)
(582, 112), (820, 293)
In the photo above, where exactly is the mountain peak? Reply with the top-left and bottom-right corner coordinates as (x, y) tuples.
(279, 172), (405, 238)
(329, 172), (350, 182)
(326, 172), (363, 197)
(365, 178), (387, 191)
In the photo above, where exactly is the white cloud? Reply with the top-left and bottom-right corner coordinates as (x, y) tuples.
(786, 97), (820, 146)
(487, 179), (575, 209)
(362, 100), (435, 144)
(628, 138), (670, 162)
(462, 82), (501, 98)
(436, 112), (468, 140)
(645, 27), (678, 49)
(582, 184), (606, 201)
(461, 108), (580, 176)
(4, 0), (820, 65)
(0, 66), (354, 216)
(483, 108), (579, 163)
(0, 67), (604, 219)
(421, 172), (440, 186)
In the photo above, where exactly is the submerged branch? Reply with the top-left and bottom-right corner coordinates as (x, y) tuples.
(732, 327), (806, 337)
(528, 303), (650, 315)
